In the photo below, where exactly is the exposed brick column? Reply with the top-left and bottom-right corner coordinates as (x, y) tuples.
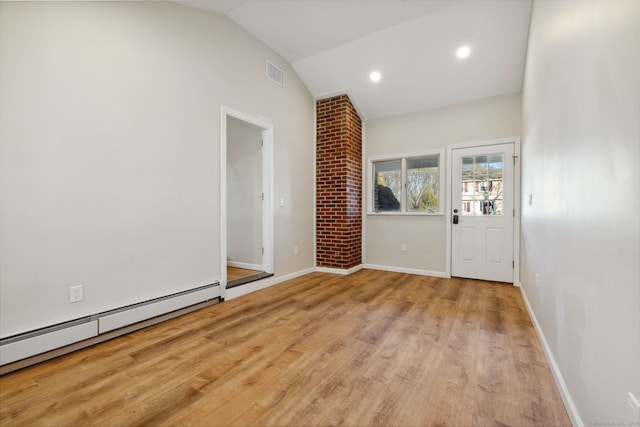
(316, 95), (362, 270)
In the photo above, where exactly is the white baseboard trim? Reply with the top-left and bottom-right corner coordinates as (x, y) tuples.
(315, 264), (364, 275)
(227, 261), (263, 271)
(224, 277), (274, 300)
(519, 286), (584, 427)
(224, 267), (316, 301)
(273, 268), (316, 285)
(363, 264), (449, 278)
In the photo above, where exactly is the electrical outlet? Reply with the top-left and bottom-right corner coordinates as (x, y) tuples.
(628, 392), (640, 425)
(69, 285), (83, 303)
(535, 273), (540, 289)
(294, 246), (299, 255)
(401, 243), (407, 252)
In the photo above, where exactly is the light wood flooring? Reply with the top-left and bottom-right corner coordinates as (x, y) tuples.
(0, 270), (570, 426)
(227, 266), (262, 281)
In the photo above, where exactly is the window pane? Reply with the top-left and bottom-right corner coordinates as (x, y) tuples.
(373, 160), (401, 212)
(460, 153), (503, 216)
(406, 156), (439, 212)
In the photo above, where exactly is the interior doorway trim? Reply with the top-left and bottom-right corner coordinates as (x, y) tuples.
(445, 137), (521, 285)
(220, 106), (274, 299)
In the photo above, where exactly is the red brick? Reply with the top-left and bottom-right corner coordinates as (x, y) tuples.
(316, 95), (362, 269)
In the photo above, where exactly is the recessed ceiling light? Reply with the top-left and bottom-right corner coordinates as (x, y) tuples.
(369, 71), (382, 82)
(456, 46), (471, 59)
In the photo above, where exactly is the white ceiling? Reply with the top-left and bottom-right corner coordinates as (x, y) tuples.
(177, 0), (532, 120)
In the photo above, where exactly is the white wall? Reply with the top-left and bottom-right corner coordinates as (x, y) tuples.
(0, 2), (315, 337)
(521, 0), (640, 423)
(364, 93), (522, 274)
(227, 117), (263, 267)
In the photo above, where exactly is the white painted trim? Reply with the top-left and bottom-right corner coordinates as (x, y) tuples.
(366, 212), (445, 217)
(445, 145), (452, 277)
(220, 108), (228, 299)
(367, 149), (444, 163)
(262, 125), (275, 277)
(519, 287), (584, 427)
(224, 268), (315, 301)
(366, 149), (444, 215)
(273, 268), (316, 285)
(315, 265), (364, 275)
(513, 139), (522, 285)
(224, 277), (274, 300)
(361, 121), (367, 265)
(313, 97), (318, 270)
(447, 137), (521, 151)
(445, 137), (521, 284)
(363, 264), (449, 278)
(227, 261), (263, 271)
(221, 106), (274, 300)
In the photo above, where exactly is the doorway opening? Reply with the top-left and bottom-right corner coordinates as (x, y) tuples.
(221, 107), (274, 296)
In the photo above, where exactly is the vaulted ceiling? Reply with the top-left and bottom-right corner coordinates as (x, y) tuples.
(177, 0), (532, 120)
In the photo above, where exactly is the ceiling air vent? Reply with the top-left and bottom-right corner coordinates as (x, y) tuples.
(266, 60), (285, 87)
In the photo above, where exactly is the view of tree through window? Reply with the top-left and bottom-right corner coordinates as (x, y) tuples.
(373, 160), (401, 212)
(407, 157), (439, 212)
(372, 154), (440, 213)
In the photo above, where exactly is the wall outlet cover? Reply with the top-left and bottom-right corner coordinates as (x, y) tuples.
(69, 285), (83, 303)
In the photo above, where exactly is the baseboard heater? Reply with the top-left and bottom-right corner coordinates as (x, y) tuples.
(0, 283), (220, 374)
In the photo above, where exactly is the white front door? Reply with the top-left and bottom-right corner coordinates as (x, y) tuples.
(451, 143), (514, 283)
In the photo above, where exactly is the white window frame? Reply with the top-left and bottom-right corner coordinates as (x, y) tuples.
(367, 149), (444, 216)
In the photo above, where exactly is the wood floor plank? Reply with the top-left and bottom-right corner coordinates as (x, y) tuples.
(0, 270), (571, 426)
(227, 267), (262, 281)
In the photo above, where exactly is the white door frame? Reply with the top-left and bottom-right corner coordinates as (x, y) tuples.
(445, 137), (521, 285)
(220, 106), (274, 299)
